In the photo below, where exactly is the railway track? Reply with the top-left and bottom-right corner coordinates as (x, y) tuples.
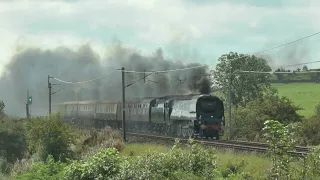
(126, 132), (310, 157)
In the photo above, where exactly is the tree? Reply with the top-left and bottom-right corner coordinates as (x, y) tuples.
(302, 65), (308, 71)
(275, 68), (285, 81)
(212, 52), (272, 106)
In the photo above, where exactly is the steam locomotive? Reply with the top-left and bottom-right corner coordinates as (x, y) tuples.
(54, 94), (225, 139)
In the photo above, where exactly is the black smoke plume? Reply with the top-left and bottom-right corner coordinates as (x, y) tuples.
(0, 43), (211, 117)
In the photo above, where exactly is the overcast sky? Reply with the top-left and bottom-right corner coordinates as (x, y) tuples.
(1, 0), (320, 76)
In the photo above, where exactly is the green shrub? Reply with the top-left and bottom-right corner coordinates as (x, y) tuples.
(13, 155), (66, 180)
(114, 139), (219, 179)
(301, 147), (320, 179)
(231, 94), (302, 141)
(25, 113), (75, 162)
(0, 101), (5, 119)
(263, 120), (301, 180)
(299, 103), (320, 145)
(64, 147), (121, 180)
(220, 160), (249, 178)
(315, 103), (320, 117)
(0, 118), (27, 173)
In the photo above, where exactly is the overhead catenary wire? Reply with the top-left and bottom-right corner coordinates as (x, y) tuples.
(120, 30), (320, 74)
(121, 65), (207, 74)
(52, 70), (117, 84)
(237, 70), (320, 74)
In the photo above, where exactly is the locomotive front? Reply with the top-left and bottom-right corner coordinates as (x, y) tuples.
(195, 95), (225, 139)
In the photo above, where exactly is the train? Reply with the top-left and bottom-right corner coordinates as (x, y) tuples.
(54, 94), (225, 139)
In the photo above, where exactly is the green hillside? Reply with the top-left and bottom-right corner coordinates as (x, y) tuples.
(272, 83), (320, 117)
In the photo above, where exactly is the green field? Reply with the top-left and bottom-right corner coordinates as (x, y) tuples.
(272, 83), (320, 117)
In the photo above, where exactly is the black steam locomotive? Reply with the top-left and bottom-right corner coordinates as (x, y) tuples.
(55, 94), (225, 139)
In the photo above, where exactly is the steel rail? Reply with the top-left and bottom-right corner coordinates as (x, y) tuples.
(126, 132), (310, 157)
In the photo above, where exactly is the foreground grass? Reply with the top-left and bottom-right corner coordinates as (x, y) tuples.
(272, 83), (320, 117)
(123, 143), (271, 179)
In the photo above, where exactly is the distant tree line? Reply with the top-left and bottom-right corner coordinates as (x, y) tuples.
(271, 65), (320, 83)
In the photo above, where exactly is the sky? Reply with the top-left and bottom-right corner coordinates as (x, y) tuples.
(1, 0), (320, 75)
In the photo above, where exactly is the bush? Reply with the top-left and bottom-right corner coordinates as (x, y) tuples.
(64, 147), (121, 180)
(299, 102), (320, 145)
(263, 120), (320, 179)
(0, 118), (27, 173)
(263, 120), (298, 180)
(0, 101), (5, 119)
(301, 147), (320, 179)
(13, 155), (66, 180)
(114, 139), (219, 179)
(231, 93), (302, 141)
(315, 103), (320, 117)
(25, 113), (75, 162)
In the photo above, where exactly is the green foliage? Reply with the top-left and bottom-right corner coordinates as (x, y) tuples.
(0, 101), (4, 119)
(300, 116), (320, 145)
(250, 94), (302, 125)
(0, 157), (11, 175)
(231, 93), (302, 141)
(299, 102), (320, 145)
(213, 52), (272, 106)
(315, 102), (320, 116)
(25, 113), (75, 162)
(263, 120), (298, 180)
(300, 147), (320, 179)
(64, 147), (121, 180)
(13, 155), (66, 180)
(114, 139), (219, 179)
(221, 160), (252, 179)
(263, 120), (320, 179)
(302, 65), (308, 71)
(0, 118), (27, 173)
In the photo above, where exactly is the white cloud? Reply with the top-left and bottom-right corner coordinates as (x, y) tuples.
(1, 0), (320, 75)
